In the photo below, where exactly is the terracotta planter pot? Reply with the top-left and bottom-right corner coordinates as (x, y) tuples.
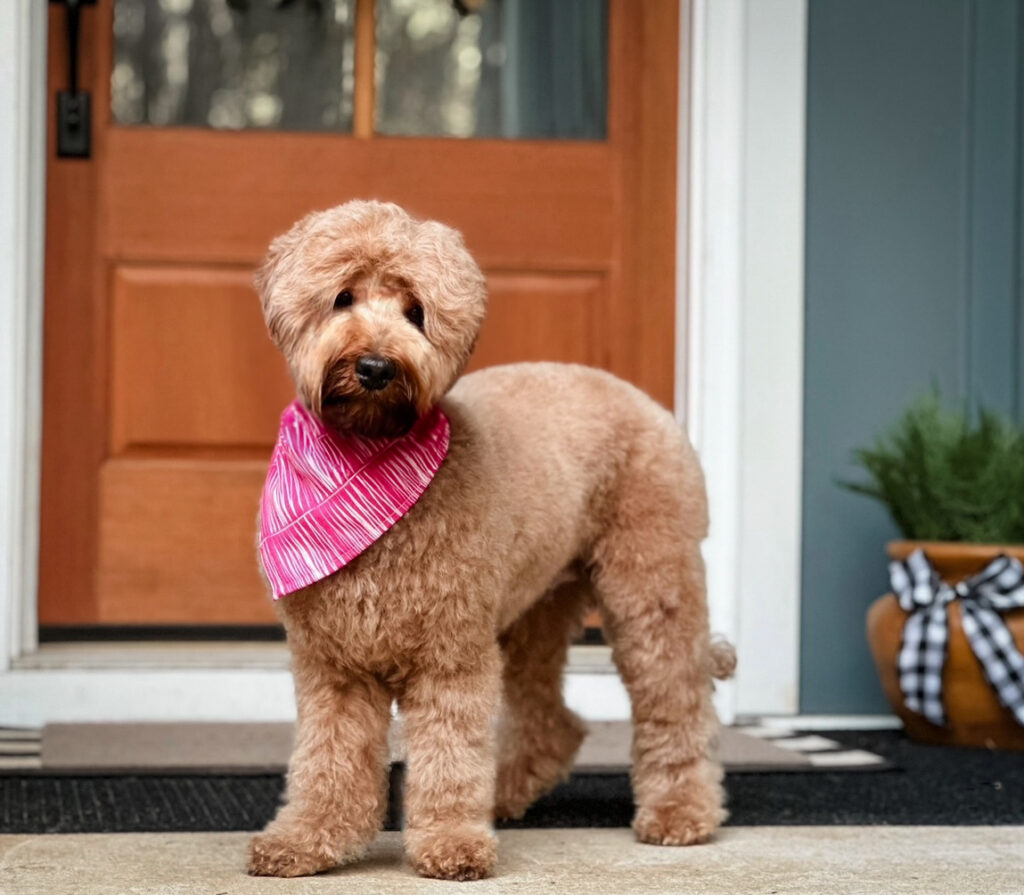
(867, 540), (1024, 750)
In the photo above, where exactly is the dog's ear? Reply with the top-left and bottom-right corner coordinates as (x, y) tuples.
(254, 223), (304, 306)
(252, 236), (284, 304)
(254, 214), (317, 348)
(418, 221), (488, 305)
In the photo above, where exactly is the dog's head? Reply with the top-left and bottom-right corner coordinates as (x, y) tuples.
(256, 201), (487, 438)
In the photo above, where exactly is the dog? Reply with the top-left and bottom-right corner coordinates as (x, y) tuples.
(247, 200), (735, 880)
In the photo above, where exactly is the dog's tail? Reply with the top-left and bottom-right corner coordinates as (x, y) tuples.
(709, 636), (737, 681)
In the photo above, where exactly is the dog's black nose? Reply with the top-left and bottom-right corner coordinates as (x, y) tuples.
(356, 355), (397, 391)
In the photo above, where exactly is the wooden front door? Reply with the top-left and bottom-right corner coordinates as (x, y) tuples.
(40, 0), (680, 626)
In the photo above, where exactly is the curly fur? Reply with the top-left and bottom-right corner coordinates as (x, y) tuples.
(248, 200), (733, 881)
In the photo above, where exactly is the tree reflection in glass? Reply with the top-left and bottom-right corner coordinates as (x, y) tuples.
(112, 0), (356, 131)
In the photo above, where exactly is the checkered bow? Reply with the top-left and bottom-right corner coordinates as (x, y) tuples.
(889, 549), (1024, 727)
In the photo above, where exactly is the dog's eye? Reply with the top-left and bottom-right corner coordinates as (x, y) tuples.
(334, 290), (354, 310)
(405, 302), (425, 331)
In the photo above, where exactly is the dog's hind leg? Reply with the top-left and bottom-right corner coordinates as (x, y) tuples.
(591, 439), (726, 846)
(493, 578), (590, 819)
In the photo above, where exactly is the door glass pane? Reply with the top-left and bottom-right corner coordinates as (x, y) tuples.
(375, 0), (607, 139)
(112, 0), (356, 131)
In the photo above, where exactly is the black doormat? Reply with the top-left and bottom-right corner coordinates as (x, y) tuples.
(1, 730), (1021, 834)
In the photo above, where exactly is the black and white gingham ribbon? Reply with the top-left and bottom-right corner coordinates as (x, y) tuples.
(889, 549), (1024, 727)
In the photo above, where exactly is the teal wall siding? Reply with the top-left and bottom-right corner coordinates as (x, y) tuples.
(801, 0), (1022, 711)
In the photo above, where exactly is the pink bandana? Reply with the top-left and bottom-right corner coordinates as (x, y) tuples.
(259, 401), (450, 598)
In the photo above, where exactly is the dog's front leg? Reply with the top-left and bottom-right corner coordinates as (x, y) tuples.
(399, 643), (501, 881)
(248, 662), (391, 877)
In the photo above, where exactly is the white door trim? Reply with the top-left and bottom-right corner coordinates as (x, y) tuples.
(0, 0), (47, 672)
(683, 0), (807, 716)
(682, 0), (745, 722)
(0, 0), (809, 723)
(735, 0), (807, 715)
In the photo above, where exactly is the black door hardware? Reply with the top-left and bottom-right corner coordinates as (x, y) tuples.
(50, 0), (96, 158)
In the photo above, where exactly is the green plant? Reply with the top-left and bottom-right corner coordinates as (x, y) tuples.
(842, 394), (1024, 543)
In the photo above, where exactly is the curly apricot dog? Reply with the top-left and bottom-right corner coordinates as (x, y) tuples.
(247, 200), (735, 880)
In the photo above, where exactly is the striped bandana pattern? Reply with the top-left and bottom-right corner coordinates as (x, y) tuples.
(259, 400), (450, 597)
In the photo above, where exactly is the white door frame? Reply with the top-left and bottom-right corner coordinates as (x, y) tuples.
(683, 0), (806, 717)
(0, 0), (46, 673)
(0, 0), (807, 723)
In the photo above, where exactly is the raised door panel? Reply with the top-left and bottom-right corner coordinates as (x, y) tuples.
(470, 273), (606, 371)
(96, 459), (271, 623)
(110, 265), (607, 456)
(110, 265), (293, 452)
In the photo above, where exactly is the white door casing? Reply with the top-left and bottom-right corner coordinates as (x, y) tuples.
(684, 0), (806, 717)
(0, 0), (47, 673)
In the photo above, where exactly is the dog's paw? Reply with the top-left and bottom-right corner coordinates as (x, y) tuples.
(632, 800), (726, 847)
(492, 792), (530, 821)
(247, 831), (337, 878)
(408, 827), (497, 881)
(493, 762), (570, 820)
(494, 717), (585, 819)
(493, 763), (542, 820)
